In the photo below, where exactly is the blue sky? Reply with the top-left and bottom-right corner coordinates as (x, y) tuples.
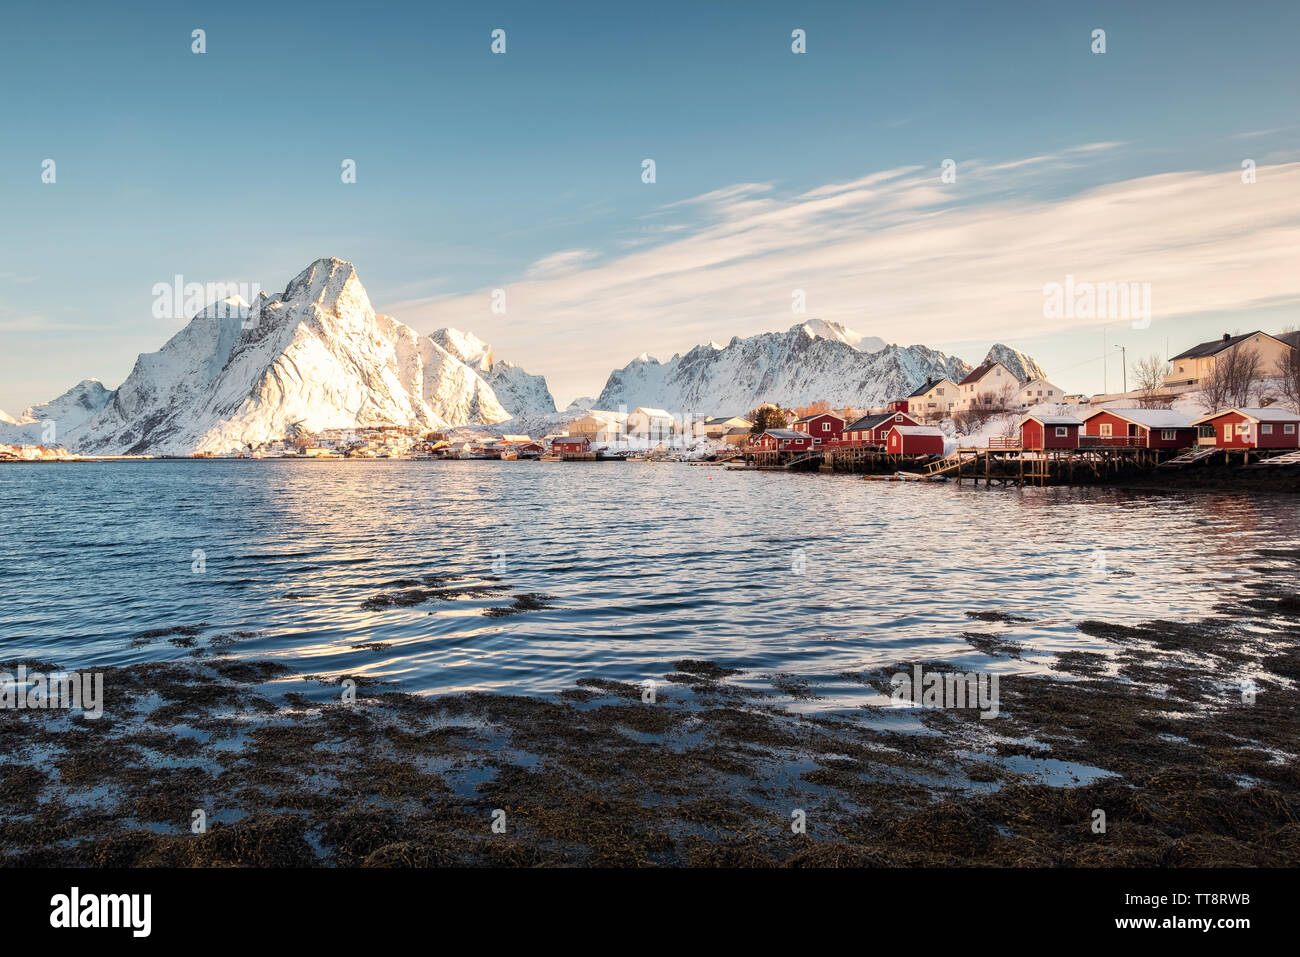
(2, 0), (1298, 411)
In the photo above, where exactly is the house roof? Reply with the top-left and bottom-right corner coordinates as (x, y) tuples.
(1018, 413), (1083, 427)
(1083, 408), (1194, 429)
(845, 412), (898, 432)
(553, 435), (589, 444)
(1191, 407), (1300, 425)
(1168, 331), (1283, 361)
(907, 377), (949, 398)
(632, 407), (674, 419)
(793, 412), (845, 424)
(889, 425), (944, 437)
(704, 416), (750, 426)
(761, 429), (808, 439)
(958, 362), (1004, 386)
(723, 427), (750, 435)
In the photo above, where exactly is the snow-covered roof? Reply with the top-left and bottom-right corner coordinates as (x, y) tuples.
(1084, 408), (1193, 429)
(794, 411), (845, 423)
(1191, 407), (1300, 424)
(632, 407), (674, 419)
(1018, 413), (1083, 426)
(890, 425), (943, 436)
(762, 429), (807, 439)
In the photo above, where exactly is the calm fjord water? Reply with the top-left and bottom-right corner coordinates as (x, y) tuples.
(2, 460), (1296, 709)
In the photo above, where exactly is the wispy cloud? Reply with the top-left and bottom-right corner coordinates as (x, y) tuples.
(385, 148), (1300, 403)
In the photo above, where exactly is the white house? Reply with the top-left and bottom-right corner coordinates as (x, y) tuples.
(906, 377), (959, 420)
(1015, 377), (1065, 409)
(957, 362), (1017, 410)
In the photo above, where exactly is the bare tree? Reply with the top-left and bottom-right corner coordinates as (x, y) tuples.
(1226, 345), (1262, 407)
(1276, 340), (1300, 414)
(1131, 354), (1172, 408)
(1198, 359), (1232, 413)
(1199, 345), (1261, 411)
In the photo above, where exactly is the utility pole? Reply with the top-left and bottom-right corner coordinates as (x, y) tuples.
(1103, 327), (1108, 394)
(1116, 344), (1127, 394)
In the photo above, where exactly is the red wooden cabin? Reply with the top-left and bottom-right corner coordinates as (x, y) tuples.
(1190, 408), (1300, 450)
(841, 411), (920, 447)
(750, 429), (814, 452)
(1080, 409), (1196, 449)
(1018, 414), (1081, 450)
(551, 436), (591, 454)
(885, 425), (945, 456)
(791, 412), (844, 447)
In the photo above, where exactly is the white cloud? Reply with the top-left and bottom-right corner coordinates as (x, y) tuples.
(385, 153), (1300, 404)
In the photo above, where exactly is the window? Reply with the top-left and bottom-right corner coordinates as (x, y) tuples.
(894, 414), (903, 421)
(1048, 390), (1054, 397)
(995, 368), (1002, 376)
(1055, 427), (1068, 437)
(1262, 424), (1273, 435)
(1161, 430), (1176, 440)
(1286, 424), (1296, 435)
(1224, 424), (1232, 441)
(936, 388), (944, 396)
(1100, 423), (1112, 437)
(821, 422), (830, 432)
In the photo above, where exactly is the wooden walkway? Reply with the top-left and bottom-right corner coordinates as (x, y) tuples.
(920, 445), (1158, 486)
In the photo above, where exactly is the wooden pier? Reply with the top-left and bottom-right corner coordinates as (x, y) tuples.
(923, 445), (1161, 486)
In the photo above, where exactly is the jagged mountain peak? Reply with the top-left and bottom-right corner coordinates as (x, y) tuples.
(596, 324), (973, 413)
(46, 259), (554, 454)
(790, 318), (887, 353)
(431, 328), (494, 372)
(281, 257), (366, 309)
(984, 343), (1046, 384)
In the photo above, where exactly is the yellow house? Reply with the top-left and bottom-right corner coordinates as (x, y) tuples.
(566, 411), (628, 443)
(906, 377), (959, 420)
(702, 416), (752, 438)
(1164, 331), (1293, 389)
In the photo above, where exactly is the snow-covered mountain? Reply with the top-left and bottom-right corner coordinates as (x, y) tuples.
(983, 343), (1047, 384)
(794, 319), (886, 353)
(0, 379), (114, 445)
(431, 328), (557, 418)
(46, 258), (553, 455)
(596, 321), (973, 414)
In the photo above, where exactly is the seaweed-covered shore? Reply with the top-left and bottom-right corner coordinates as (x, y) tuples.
(3, 550), (1298, 868)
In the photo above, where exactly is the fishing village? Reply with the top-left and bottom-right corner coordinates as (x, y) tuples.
(5, 329), (1300, 489)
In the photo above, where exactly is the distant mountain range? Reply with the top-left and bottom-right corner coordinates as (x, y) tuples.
(594, 320), (1040, 415)
(1, 260), (1047, 453)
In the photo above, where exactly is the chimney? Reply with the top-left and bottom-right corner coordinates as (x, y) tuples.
(1222, 332), (1231, 342)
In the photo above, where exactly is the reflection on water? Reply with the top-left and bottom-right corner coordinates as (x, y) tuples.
(1, 461), (1296, 710)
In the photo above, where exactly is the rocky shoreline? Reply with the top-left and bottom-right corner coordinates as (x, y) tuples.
(3, 548), (1298, 867)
